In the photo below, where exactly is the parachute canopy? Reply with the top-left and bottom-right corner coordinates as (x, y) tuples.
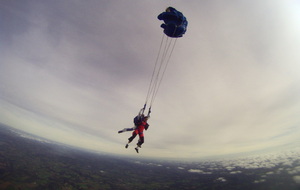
(157, 7), (188, 38)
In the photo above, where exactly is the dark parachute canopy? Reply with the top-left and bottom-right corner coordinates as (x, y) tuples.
(157, 7), (188, 38)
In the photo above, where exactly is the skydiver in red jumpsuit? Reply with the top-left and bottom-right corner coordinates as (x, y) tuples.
(126, 115), (149, 153)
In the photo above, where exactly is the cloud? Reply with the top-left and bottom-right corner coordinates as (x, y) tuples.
(293, 176), (300, 184)
(188, 169), (212, 174)
(216, 177), (227, 182)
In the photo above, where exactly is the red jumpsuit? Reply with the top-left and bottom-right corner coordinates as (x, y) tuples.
(133, 121), (147, 137)
(128, 121), (149, 146)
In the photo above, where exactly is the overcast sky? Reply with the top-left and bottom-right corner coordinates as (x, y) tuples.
(1, 0), (300, 159)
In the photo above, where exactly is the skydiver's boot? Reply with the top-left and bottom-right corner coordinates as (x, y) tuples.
(135, 142), (142, 153)
(125, 140), (130, 149)
(125, 138), (133, 149)
(118, 128), (126, 133)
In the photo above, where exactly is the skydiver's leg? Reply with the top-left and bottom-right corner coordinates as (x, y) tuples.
(135, 137), (144, 153)
(118, 126), (136, 133)
(125, 132), (137, 148)
(118, 128), (131, 133)
(128, 133), (137, 143)
(135, 133), (144, 153)
(137, 137), (144, 147)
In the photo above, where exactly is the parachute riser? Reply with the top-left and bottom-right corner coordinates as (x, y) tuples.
(139, 104), (151, 117)
(147, 107), (151, 117)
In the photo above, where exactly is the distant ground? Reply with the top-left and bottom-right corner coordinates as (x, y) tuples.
(0, 124), (300, 190)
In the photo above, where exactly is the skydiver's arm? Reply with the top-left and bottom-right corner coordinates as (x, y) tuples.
(145, 123), (149, 130)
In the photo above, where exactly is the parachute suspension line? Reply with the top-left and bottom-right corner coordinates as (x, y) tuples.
(144, 33), (166, 106)
(147, 26), (179, 109)
(148, 36), (170, 105)
(143, 28), (178, 116)
(145, 35), (177, 112)
(150, 38), (177, 106)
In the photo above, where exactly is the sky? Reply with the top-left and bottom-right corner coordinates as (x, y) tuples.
(1, 0), (300, 159)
